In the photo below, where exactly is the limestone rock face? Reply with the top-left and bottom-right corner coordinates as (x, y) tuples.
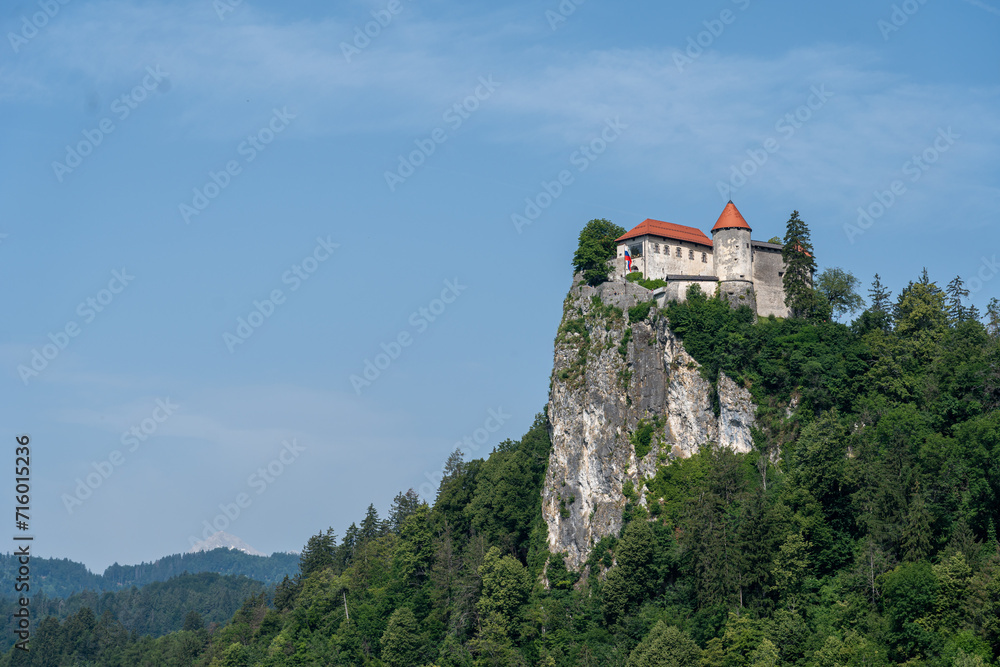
(543, 277), (756, 570)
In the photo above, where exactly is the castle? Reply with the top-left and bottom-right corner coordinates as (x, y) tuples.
(613, 201), (793, 318)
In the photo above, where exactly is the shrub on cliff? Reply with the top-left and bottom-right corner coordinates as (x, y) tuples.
(573, 218), (626, 286)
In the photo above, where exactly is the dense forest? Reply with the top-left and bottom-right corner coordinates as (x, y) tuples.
(6, 216), (1000, 666)
(0, 572), (267, 650)
(0, 548), (298, 600)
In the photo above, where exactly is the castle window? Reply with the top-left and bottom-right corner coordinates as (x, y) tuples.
(701, 253), (707, 263)
(676, 247), (682, 258)
(688, 249), (694, 260)
(629, 244), (643, 258)
(653, 243), (659, 253)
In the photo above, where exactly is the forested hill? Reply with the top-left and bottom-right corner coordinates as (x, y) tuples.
(0, 572), (266, 650)
(4, 218), (1000, 666)
(0, 548), (298, 598)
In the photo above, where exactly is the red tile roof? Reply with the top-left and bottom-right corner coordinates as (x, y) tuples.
(711, 201), (752, 232)
(616, 219), (713, 247)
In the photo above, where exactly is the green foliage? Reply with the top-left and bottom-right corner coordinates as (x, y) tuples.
(477, 547), (532, 636)
(0, 549), (298, 601)
(14, 266), (1000, 667)
(466, 413), (552, 561)
(630, 416), (664, 460)
(781, 210), (820, 318)
(573, 218), (626, 286)
(627, 621), (701, 667)
(618, 326), (633, 359)
(381, 606), (424, 667)
(628, 300), (655, 323)
(817, 266), (865, 321)
(626, 271), (669, 290)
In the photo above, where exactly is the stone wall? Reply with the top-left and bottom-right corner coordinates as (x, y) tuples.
(752, 242), (790, 318)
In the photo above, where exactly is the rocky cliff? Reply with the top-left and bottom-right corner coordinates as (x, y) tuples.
(543, 277), (757, 570)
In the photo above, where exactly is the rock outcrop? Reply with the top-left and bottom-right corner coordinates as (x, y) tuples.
(543, 276), (756, 570)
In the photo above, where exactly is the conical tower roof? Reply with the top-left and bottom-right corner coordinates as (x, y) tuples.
(711, 201), (752, 233)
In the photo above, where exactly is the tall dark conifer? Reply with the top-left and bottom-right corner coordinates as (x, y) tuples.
(781, 211), (818, 318)
(946, 276), (971, 323)
(869, 274), (892, 313)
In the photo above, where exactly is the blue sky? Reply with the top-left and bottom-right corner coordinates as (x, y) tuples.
(1, 0), (998, 572)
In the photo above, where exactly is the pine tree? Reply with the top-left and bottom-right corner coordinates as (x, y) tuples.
(182, 610), (205, 632)
(299, 528), (337, 578)
(946, 276), (971, 323)
(388, 489), (421, 533)
(869, 273), (892, 313)
(948, 516), (980, 563)
(359, 504), (386, 544)
(902, 487), (932, 562)
(781, 211), (819, 318)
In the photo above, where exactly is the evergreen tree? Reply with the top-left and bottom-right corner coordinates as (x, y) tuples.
(182, 610), (204, 632)
(359, 504), (386, 544)
(946, 276), (972, 323)
(869, 273), (892, 313)
(781, 211), (819, 318)
(388, 489), (421, 533)
(894, 278), (948, 337)
(572, 218), (626, 286)
(299, 528), (337, 578)
(902, 486), (932, 562)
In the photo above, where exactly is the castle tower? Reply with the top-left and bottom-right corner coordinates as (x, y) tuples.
(711, 201), (756, 312)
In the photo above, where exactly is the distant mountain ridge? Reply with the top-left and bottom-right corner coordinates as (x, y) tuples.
(0, 547), (299, 599)
(189, 530), (266, 556)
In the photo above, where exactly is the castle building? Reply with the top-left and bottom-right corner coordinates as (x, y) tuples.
(614, 201), (792, 318)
